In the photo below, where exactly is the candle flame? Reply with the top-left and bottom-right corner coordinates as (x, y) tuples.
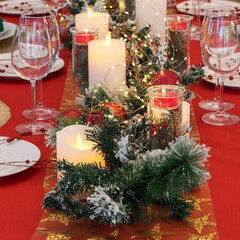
(162, 88), (166, 94)
(76, 134), (82, 150)
(84, 28), (88, 33)
(106, 32), (111, 45)
(87, 7), (93, 17)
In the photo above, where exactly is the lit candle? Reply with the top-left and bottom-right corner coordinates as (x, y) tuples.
(75, 28), (95, 44)
(75, 8), (109, 39)
(56, 125), (105, 166)
(168, 16), (187, 31)
(182, 101), (190, 127)
(153, 88), (178, 109)
(88, 33), (126, 88)
(135, 0), (166, 40)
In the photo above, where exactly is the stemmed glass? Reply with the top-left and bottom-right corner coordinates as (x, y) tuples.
(201, 8), (240, 126)
(41, 0), (69, 13)
(191, 0), (207, 40)
(198, 10), (234, 111)
(20, 10), (60, 120)
(11, 25), (53, 134)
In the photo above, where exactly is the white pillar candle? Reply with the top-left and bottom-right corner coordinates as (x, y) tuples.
(75, 9), (109, 39)
(135, 0), (166, 40)
(88, 33), (126, 88)
(182, 101), (190, 128)
(56, 125), (105, 166)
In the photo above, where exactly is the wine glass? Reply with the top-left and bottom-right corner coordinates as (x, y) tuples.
(198, 9), (234, 111)
(20, 9), (60, 120)
(41, 0), (69, 14)
(191, 0), (207, 40)
(201, 7), (240, 126)
(11, 25), (53, 134)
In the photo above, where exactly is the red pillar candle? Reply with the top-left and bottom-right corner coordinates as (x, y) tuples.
(154, 90), (178, 109)
(76, 32), (95, 44)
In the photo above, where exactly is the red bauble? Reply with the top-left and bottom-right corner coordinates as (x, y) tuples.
(151, 70), (181, 86)
(60, 110), (82, 120)
(85, 111), (104, 126)
(104, 102), (127, 120)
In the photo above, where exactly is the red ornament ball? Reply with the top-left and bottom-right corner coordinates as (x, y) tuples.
(85, 111), (104, 126)
(151, 70), (181, 86)
(104, 102), (127, 120)
(60, 110), (82, 120)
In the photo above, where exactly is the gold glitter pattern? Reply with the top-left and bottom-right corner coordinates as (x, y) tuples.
(46, 232), (71, 240)
(187, 232), (216, 240)
(87, 229), (119, 240)
(132, 223), (175, 240)
(186, 214), (216, 234)
(41, 212), (70, 226)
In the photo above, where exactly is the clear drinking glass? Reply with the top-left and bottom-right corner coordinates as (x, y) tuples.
(20, 10), (60, 120)
(191, 0), (207, 40)
(11, 25), (53, 134)
(198, 9), (234, 111)
(201, 8), (240, 126)
(41, 0), (69, 13)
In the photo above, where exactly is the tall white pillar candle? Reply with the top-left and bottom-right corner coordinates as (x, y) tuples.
(182, 101), (190, 128)
(56, 125), (105, 166)
(88, 34), (126, 88)
(75, 10), (109, 39)
(135, 0), (166, 40)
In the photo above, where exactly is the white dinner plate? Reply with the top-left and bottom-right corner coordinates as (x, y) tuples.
(0, 22), (16, 41)
(176, 0), (240, 16)
(0, 53), (65, 78)
(0, 0), (46, 15)
(203, 66), (240, 89)
(0, 136), (41, 177)
(0, 22), (10, 36)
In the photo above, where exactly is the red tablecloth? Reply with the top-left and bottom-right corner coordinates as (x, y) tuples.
(0, 6), (240, 240)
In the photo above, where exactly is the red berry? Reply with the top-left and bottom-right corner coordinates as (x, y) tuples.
(164, 122), (168, 128)
(40, 128), (46, 133)
(78, 48), (82, 52)
(229, 76), (234, 80)
(208, 75), (213, 80)
(77, 63), (82, 67)
(25, 160), (30, 164)
(151, 128), (156, 133)
(46, 158), (51, 163)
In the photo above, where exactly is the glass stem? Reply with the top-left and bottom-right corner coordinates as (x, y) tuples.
(30, 81), (37, 122)
(213, 77), (219, 102)
(37, 79), (44, 108)
(217, 75), (224, 113)
(196, 3), (201, 30)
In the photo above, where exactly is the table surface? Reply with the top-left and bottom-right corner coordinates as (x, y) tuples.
(0, 3), (240, 240)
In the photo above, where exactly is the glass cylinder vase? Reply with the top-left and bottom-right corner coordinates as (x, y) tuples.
(70, 27), (98, 95)
(165, 14), (193, 73)
(147, 85), (184, 150)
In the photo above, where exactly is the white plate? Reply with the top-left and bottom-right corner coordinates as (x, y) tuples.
(0, 22), (16, 41)
(0, 53), (65, 78)
(0, 0), (46, 15)
(0, 136), (41, 177)
(176, 0), (240, 16)
(203, 66), (240, 89)
(0, 22), (10, 36)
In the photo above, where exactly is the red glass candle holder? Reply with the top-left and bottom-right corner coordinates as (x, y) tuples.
(70, 27), (98, 95)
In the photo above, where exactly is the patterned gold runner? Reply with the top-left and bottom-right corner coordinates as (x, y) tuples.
(32, 59), (220, 240)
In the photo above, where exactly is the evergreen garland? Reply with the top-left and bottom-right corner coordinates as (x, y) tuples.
(43, 0), (209, 227)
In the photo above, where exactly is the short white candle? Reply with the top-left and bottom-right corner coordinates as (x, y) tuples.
(135, 0), (166, 40)
(88, 33), (126, 88)
(182, 101), (190, 127)
(75, 9), (109, 39)
(56, 125), (105, 166)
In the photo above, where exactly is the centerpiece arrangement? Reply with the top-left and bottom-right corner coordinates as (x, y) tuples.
(43, 0), (209, 227)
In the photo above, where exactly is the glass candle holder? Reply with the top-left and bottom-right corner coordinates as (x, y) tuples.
(70, 27), (98, 95)
(147, 85), (184, 150)
(165, 14), (193, 73)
